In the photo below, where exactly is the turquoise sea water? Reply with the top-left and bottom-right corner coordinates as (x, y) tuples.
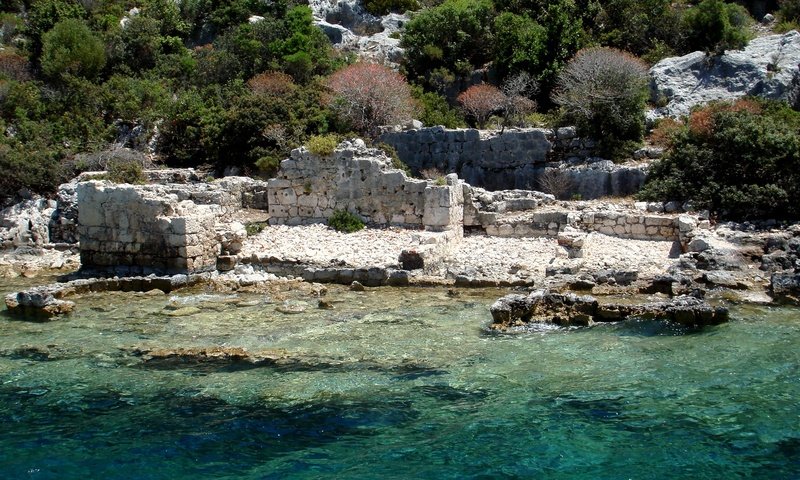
(0, 279), (798, 479)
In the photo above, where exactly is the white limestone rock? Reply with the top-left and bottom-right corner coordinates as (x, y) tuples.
(649, 31), (800, 119)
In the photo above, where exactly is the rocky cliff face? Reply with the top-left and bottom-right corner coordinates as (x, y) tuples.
(650, 30), (800, 118)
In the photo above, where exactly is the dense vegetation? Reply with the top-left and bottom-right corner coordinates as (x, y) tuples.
(640, 99), (800, 220)
(0, 0), (781, 205)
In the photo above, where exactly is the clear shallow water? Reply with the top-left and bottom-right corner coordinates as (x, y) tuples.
(0, 280), (798, 479)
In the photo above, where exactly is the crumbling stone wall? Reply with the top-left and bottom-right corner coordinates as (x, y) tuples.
(77, 181), (221, 275)
(379, 126), (594, 189)
(379, 126), (646, 198)
(267, 140), (463, 232)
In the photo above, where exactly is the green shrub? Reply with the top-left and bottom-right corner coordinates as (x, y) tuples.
(553, 47), (650, 160)
(401, 0), (495, 87)
(306, 134), (340, 156)
(411, 86), (467, 128)
(245, 221), (268, 236)
(683, 0), (752, 55)
(778, 0), (800, 22)
(639, 99), (800, 220)
(328, 209), (365, 233)
(364, 0), (419, 15)
(40, 18), (106, 80)
(106, 159), (146, 184)
(255, 155), (280, 175)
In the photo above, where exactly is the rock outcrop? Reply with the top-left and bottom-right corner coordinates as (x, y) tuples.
(650, 31), (800, 118)
(0, 198), (57, 249)
(4, 273), (208, 318)
(490, 289), (729, 330)
(309, 0), (406, 65)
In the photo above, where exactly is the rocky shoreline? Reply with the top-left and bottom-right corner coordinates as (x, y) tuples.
(2, 141), (799, 327)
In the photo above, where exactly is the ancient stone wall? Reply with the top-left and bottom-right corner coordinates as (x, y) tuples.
(379, 126), (646, 198)
(481, 209), (680, 241)
(77, 181), (221, 275)
(267, 140), (463, 232)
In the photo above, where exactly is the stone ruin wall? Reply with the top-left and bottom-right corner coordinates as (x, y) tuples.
(51, 170), (268, 246)
(78, 181), (221, 275)
(266, 141), (463, 232)
(462, 188), (681, 242)
(379, 126), (647, 198)
(76, 175), (267, 275)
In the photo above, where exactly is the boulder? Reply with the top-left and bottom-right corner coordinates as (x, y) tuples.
(770, 271), (800, 304)
(0, 198), (57, 249)
(5, 290), (75, 318)
(490, 289), (728, 330)
(650, 31), (800, 119)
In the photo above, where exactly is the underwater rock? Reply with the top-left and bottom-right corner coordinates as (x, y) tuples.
(4, 289), (76, 318)
(490, 289), (728, 330)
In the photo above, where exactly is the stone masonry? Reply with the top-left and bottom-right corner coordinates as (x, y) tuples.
(378, 126), (649, 198)
(78, 181), (221, 275)
(267, 139), (463, 232)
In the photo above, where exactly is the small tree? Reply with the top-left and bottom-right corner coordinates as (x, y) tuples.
(40, 18), (106, 80)
(553, 46), (649, 159)
(500, 72), (538, 132)
(327, 62), (415, 135)
(683, 0), (751, 55)
(457, 84), (506, 129)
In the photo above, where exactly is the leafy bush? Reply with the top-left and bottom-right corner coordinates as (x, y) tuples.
(553, 47), (649, 159)
(327, 62), (415, 135)
(401, 0), (495, 87)
(364, 0), (420, 15)
(778, 0), (800, 21)
(683, 0), (752, 54)
(328, 209), (365, 233)
(244, 221), (267, 236)
(106, 158), (146, 184)
(40, 18), (106, 79)
(411, 86), (466, 128)
(639, 99), (800, 220)
(306, 134), (340, 156)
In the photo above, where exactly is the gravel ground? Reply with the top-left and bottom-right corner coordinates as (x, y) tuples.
(243, 225), (680, 282)
(243, 224), (432, 268)
(581, 232), (679, 278)
(442, 234), (565, 280)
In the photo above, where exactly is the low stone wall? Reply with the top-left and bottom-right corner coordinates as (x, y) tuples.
(379, 126), (646, 197)
(267, 140), (463, 232)
(77, 182), (221, 275)
(479, 209), (680, 242)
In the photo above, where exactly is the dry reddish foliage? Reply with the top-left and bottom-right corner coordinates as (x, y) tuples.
(648, 118), (685, 148)
(247, 71), (297, 97)
(688, 98), (763, 137)
(0, 52), (31, 82)
(457, 84), (506, 129)
(326, 62), (415, 135)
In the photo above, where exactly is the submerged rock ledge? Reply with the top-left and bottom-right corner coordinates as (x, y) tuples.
(490, 289), (729, 330)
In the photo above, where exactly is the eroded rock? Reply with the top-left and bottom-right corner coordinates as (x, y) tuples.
(490, 289), (728, 330)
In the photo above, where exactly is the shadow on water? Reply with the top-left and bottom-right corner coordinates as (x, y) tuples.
(602, 318), (710, 337)
(0, 384), (421, 478)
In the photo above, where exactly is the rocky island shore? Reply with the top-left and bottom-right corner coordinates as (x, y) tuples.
(2, 137), (798, 327)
